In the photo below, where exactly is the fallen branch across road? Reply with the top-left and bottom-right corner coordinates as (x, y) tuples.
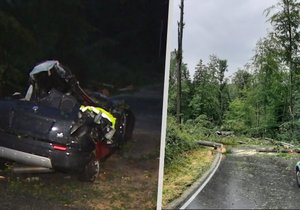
(264, 138), (295, 148)
(279, 142), (295, 148)
(256, 147), (300, 153)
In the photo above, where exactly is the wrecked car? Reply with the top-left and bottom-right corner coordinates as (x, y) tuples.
(0, 60), (134, 182)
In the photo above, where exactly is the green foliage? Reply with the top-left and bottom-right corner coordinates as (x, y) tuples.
(167, 0), (300, 151)
(232, 69), (252, 99)
(184, 114), (214, 137)
(165, 114), (216, 165)
(223, 98), (248, 132)
(224, 28), (299, 141)
(168, 51), (178, 116)
(266, 0), (300, 64)
(168, 51), (193, 120)
(265, 0), (300, 140)
(165, 116), (196, 165)
(190, 56), (230, 125)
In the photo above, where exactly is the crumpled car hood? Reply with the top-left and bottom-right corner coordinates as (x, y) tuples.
(29, 60), (67, 80)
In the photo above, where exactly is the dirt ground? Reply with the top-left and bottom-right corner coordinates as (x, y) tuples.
(0, 86), (163, 210)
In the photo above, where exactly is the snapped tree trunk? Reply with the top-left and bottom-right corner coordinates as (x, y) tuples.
(176, 0), (184, 124)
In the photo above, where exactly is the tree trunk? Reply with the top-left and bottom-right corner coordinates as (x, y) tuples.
(176, 0), (184, 124)
(197, 140), (223, 149)
(257, 147), (300, 153)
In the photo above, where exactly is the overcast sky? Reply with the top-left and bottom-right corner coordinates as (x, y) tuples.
(170, 0), (278, 78)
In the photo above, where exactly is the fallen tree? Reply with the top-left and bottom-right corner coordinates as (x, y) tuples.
(264, 138), (295, 148)
(197, 140), (225, 153)
(256, 147), (300, 153)
(197, 140), (222, 148)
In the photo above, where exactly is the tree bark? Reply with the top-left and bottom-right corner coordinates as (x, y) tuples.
(176, 0), (184, 124)
(197, 140), (223, 148)
(257, 147), (300, 153)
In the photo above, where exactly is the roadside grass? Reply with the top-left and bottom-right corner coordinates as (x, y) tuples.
(0, 153), (159, 210)
(275, 152), (300, 159)
(162, 147), (215, 207)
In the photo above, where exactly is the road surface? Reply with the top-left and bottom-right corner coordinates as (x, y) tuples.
(186, 147), (300, 209)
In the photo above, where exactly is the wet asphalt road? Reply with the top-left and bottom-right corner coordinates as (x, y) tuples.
(187, 150), (300, 209)
(111, 85), (163, 158)
(112, 85), (163, 132)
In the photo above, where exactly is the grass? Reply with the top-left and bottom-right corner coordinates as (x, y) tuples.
(162, 147), (215, 207)
(0, 153), (159, 210)
(274, 152), (300, 159)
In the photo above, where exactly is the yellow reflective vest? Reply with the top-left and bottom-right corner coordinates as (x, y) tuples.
(80, 105), (116, 128)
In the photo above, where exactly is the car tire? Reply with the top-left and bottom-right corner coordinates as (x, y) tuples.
(115, 110), (134, 148)
(296, 170), (300, 188)
(79, 153), (100, 182)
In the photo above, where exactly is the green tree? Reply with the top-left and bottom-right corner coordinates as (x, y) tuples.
(168, 51), (177, 116)
(191, 59), (216, 121)
(224, 69), (254, 133)
(216, 58), (229, 124)
(232, 69), (252, 98)
(176, 0), (185, 124)
(223, 98), (249, 132)
(248, 35), (285, 137)
(191, 55), (229, 125)
(168, 51), (192, 121)
(266, 0), (300, 139)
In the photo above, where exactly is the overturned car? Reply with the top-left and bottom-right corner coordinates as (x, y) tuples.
(0, 60), (134, 182)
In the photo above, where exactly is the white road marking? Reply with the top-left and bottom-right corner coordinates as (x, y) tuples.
(180, 153), (222, 209)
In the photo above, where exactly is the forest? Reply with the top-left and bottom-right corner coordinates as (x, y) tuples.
(0, 0), (168, 96)
(166, 0), (300, 164)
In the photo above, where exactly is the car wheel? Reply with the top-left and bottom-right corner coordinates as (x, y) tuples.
(79, 154), (100, 182)
(119, 110), (134, 142)
(296, 170), (300, 188)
